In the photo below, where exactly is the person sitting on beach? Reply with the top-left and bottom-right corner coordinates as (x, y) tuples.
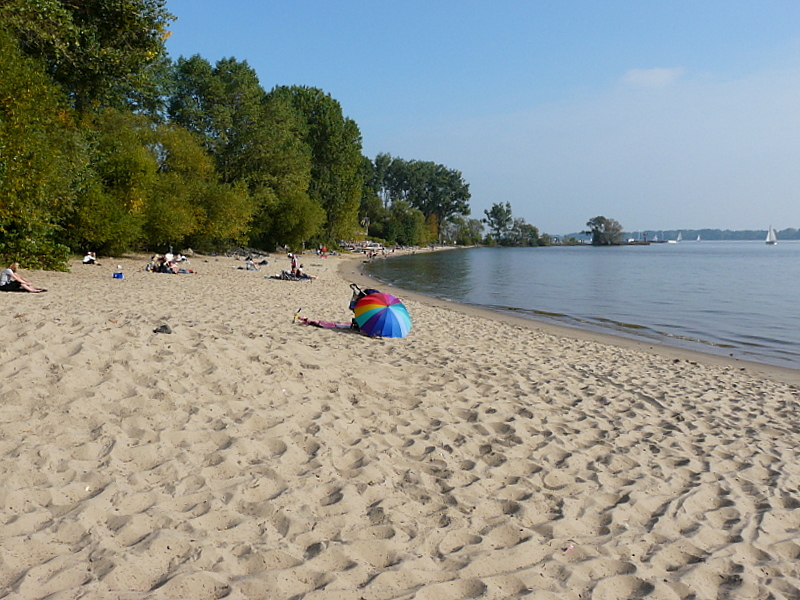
(0, 262), (46, 293)
(82, 251), (99, 265)
(145, 255), (162, 272)
(245, 256), (260, 271)
(296, 265), (317, 280)
(158, 257), (173, 273)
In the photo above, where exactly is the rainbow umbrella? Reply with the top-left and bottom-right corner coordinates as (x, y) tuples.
(353, 292), (412, 338)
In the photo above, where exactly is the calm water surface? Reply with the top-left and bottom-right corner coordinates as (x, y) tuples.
(365, 241), (800, 370)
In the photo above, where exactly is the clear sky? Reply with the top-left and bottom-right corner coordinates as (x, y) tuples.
(164, 1), (800, 235)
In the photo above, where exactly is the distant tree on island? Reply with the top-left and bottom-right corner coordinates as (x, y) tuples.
(584, 216), (624, 246)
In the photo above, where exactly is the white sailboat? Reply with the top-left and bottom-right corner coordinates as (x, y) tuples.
(766, 225), (778, 245)
(668, 232), (682, 244)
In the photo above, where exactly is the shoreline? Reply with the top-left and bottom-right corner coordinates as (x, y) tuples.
(339, 250), (800, 386)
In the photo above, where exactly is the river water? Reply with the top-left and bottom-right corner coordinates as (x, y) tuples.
(364, 241), (800, 370)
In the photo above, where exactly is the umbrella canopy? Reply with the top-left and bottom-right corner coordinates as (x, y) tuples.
(353, 292), (412, 338)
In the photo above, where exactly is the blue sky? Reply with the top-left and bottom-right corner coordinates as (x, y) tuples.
(165, 1), (800, 235)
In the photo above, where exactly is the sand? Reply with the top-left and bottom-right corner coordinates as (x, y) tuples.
(1, 251), (799, 600)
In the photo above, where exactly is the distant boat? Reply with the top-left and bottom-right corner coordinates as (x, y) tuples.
(696, 235), (701, 241)
(668, 232), (682, 244)
(766, 225), (778, 245)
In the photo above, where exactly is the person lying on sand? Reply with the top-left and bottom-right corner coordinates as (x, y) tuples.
(0, 262), (46, 293)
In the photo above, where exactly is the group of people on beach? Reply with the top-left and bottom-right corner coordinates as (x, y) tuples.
(145, 253), (195, 274)
(268, 252), (317, 280)
(2, 247), (320, 294)
(288, 253), (316, 279)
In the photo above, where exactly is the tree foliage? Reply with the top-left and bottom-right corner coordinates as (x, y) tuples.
(508, 218), (540, 247)
(441, 217), (484, 245)
(0, 25), (84, 269)
(585, 216), (624, 246)
(269, 86), (363, 243)
(482, 202), (540, 246)
(363, 154), (471, 245)
(386, 201), (428, 247)
(169, 57), (320, 250)
(483, 202), (513, 242)
(1, 0), (175, 112)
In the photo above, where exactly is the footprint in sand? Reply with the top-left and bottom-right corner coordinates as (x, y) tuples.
(590, 575), (655, 600)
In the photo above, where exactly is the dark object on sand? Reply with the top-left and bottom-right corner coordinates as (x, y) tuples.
(153, 324), (172, 334)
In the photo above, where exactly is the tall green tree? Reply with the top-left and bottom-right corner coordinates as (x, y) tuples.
(67, 110), (254, 254)
(386, 201), (427, 246)
(358, 155), (385, 238)
(146, 123), (253, 250)
(270, 86), (364, 243)
(375, 155), (471, 237)
(409, 162), (471, 237)
(584, 216), (624, 246)
(442, 216), (484, 245)
(0, 25), (85, 269)
(483, 202), (513, 243)
(509, 218), (540, 247)
(1, 0), (175, 113)
(169, 57), (318, 249)
(170, 56), (265, 181)
(372, 152), (393, 208)
(69, 109), (156, 254)
(244, 93), (321, 250)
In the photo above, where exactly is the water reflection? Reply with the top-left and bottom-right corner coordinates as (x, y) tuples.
(367, 250), (473, 299)
(365, 243), (800, 369)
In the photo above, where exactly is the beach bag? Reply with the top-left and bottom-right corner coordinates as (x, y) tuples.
(348, 284), (380, 311)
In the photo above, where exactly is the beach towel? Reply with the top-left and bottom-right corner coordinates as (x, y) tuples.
(296, 317), (354, 329)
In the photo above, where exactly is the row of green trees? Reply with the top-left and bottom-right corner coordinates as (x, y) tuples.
(359, 154), (473, 246)
(0, 1), (473, 269)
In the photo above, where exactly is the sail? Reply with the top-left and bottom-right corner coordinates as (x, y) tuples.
(676, 232), (683, 242)
(766, 226), (778, 245)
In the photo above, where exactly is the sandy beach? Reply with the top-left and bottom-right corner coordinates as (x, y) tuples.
(1, 251), (799, 600)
